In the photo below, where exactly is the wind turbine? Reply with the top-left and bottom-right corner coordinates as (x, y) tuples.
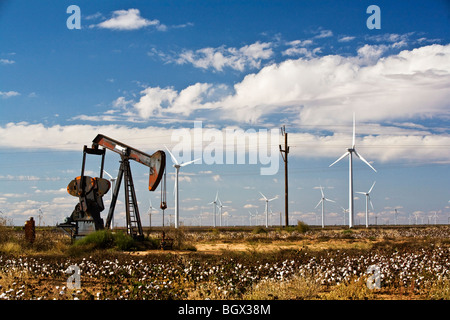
(147, 199), (154, 228)
(248, 211), (254, 226)
(314, 186), (335, 228)
(103, 169), (117, 229)
(329, 113), (376, 228)
(38, 207), (44, 227)
(165, 146), (200, 228)
(433, 211), (438, 225)
(217, 196), (228, 227)
(340, 206), (348, 226)
(209, 191), (219, 227)
(259, 192), (278, 228)
(356, 181), (376, 228)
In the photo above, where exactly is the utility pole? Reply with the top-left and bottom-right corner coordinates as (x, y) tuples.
(279, 126), (289, 227)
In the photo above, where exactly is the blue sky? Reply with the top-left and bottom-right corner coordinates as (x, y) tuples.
(1, 0), (449, 227)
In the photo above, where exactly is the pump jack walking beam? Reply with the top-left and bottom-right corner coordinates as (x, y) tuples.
(91, 134), (166, 238)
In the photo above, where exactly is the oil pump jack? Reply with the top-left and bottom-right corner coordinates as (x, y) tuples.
(58, 134), (166, 240)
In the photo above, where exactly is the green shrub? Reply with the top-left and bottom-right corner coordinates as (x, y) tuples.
(296, 221), (310, 233)
(74, 230), (115, 249)
(114, 231), (137, 251)
(252, 226), (268, 234)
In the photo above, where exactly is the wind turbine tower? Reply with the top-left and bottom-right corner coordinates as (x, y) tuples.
(165, 146), (200, 228)
(103, 169), (117, 229)
(147, 199), (154, 228)
(315, 186), (335, 228)
(217, 196), (228, 227)
(356, 181), (376, 228)
(259, 192), (278, 228)
(209, 191), (219, 227)
(329, 114), (377, 228)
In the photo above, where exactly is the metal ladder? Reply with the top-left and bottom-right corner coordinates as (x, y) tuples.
(123, 159), (143, 238)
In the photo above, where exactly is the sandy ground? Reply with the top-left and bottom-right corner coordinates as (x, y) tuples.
(130, 238), (377, 255)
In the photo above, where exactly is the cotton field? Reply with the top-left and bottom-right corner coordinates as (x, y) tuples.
(0, 226), (449, 300)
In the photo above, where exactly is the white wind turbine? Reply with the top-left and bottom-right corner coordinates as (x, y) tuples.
(209, 191), (219, 227)
(165, 146), (200, 228)
(147, 199), (155, 228)
(217, 196), (228, 227)
(356, 181), (376, 228)
(103, 169), (117, 229)
(329, 113), (377, 228)
(340, 206), (348, 226)
(314, 186), (335, 228)
(259, 192), (278, 228)
(248, 211), (253, 226)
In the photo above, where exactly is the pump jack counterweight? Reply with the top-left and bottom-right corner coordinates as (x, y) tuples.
(58, 134), (165, 240)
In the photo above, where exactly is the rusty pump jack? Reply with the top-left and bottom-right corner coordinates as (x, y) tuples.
(59, 134), (165, 240)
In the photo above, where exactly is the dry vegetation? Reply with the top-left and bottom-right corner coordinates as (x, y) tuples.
(0, 223), (449, 300)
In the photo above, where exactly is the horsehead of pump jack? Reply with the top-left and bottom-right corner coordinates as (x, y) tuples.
(329, 113), (377, 228)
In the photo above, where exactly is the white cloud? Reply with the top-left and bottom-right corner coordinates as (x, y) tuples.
(314, 29), (333, 39)
(338, 36), (356, 43)
(133, 83), (216, 119)
(76, 43), (450, 131)
(0, 59), (15, 65)
(95, 9), (166, 31)
(0, 122), (173, 152)
(171, 41), (273, 71)
(84, 12), (104, 20)
(0, 91), (20, 98)
(211, 44), (450, 126)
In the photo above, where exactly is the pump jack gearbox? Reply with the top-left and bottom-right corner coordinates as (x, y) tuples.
(58, 134), (166, 240)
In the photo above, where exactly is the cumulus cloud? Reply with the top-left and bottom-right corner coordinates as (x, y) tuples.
(79, 43), (450, 131)
(133, 83), (219, 119)
(2, 42), (449, 165)
(169, 41), (274, 71)
(212, 44), (450, 125)
(2, 119), (450, 166)
(95, 9), (166, 31)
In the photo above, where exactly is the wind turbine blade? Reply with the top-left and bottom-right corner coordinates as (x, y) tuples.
(329, 151), (349, 167)
(215, 191), (219, 202)
(259, 191), (268, 200)
(164, 146), (180, 165)
(325, 198), (335, 203)
(103, 170), (113, 179)
(369, 198), (374, 211)
(180, 158), (201, 167)
(268, 196), (278, 201)
(356, 192), (366, 195)
(320, 186), (324, 198)
(352, 112), (356, 149)
(368, 181), (376, 194)
(354, 149), (377, 172)
(315, 199), (323, 209)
